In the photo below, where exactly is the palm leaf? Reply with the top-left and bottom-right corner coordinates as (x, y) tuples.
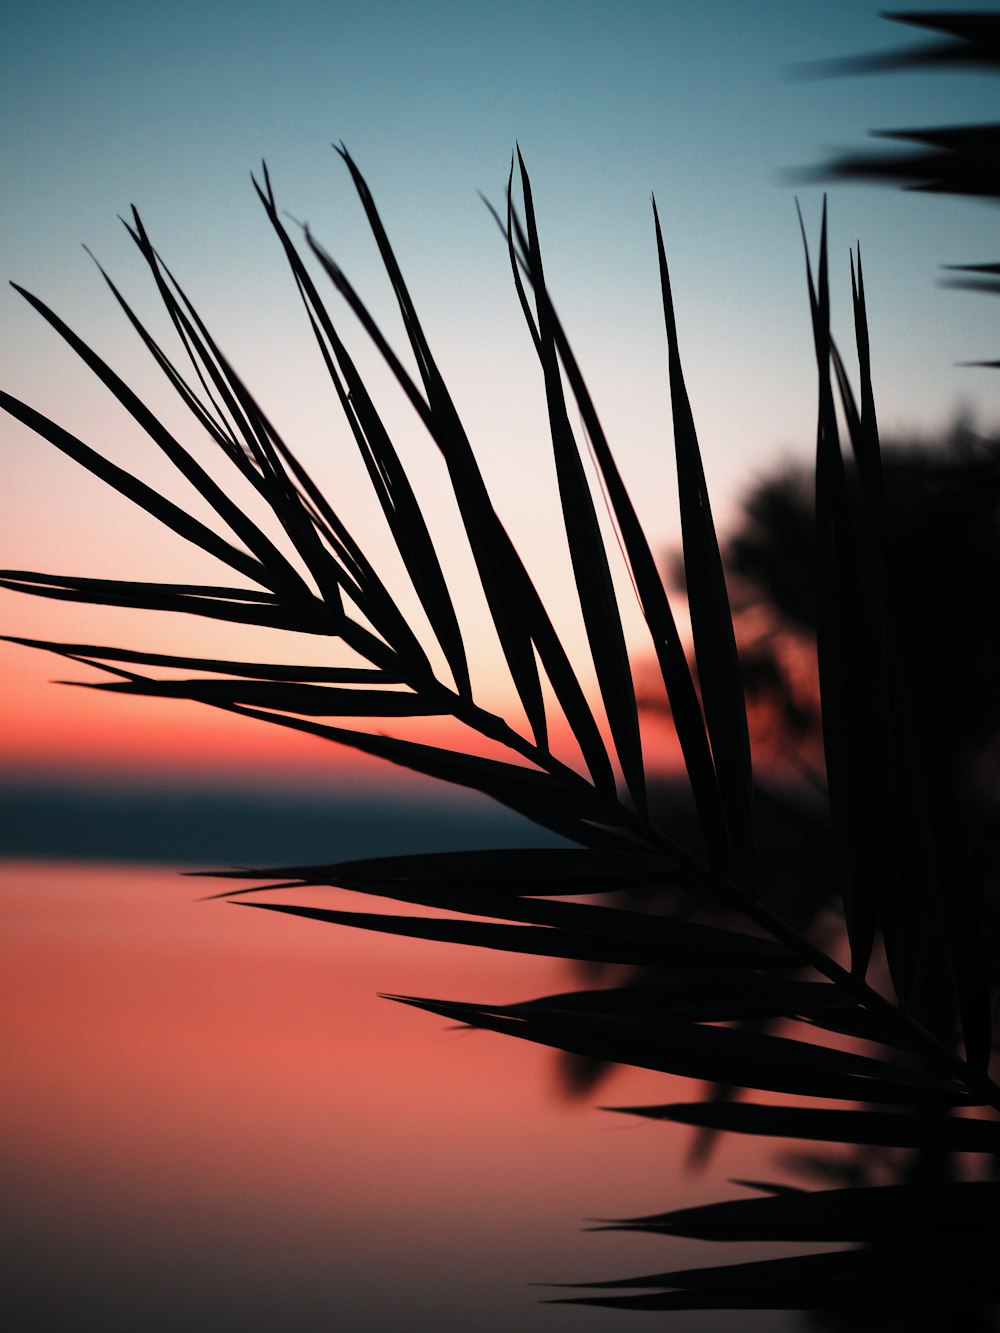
(212, 702), (634, 850)
(6, 141), (1000, 1324)
(304, 198), (616, 794)
(1, 636), (397, 682)
(253, 165), (470, 697)
(550, 1232), (1000, 1310)
(596, 1179), (1000, 1241)
(610, 1101), (1000, 1152)
(499, 177), (726, 869)
(122, 209), (351, 619)
(384, 993), (972, 1104)
(0, 571), (327, 631)
(8, 285), (313, 603)
(243, 902), (793, 972)
(510, 152), (647, 815)
(77, 676), (447, 717)
(195, 846), (699, 896)
(0, 388), (282, 594)
(653, 204), (754, 885)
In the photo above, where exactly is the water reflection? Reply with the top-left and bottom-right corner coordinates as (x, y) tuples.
(2, 857), (797, 1332)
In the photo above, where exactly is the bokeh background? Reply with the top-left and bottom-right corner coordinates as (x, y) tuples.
(2, 3), (998, 1329)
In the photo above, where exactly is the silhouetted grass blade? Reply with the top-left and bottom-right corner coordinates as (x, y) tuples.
(942, 260), (1000, 300)
(799, 204), (893, 987)
(81, 677), (448, 716)
(926, 796), (994, 1070)
(85, 238), (310, 521)
(241, 901), (791, 970)
(309, 213), (548, 743)
(253, 166), (470, 697)
(513, 152), (646, 815)
(800, 999), (925, 1052)
(320, 149), (550, 751)
(502, 177), (726, 867)
(243, 174), (443, 677)
(550, 1232), (1000, 1310)
(597, 1179), (1000, 1241)
(1, 637), (397, 682)
(126, 213), (357, 621)
(889, 11), (1000, 49)
(308, 164), (617, 795)
(121, 209), (280, 476)
(230, 883), (790, 964)
(85, 247), (256, 467)
(611, 1102), (1000, 1152)
(0, 571), (327, 631)
(834, 280), (992, 1063)
(508, 978), (852, 1022)
(198, 847), (694, 894)
(798, 11), (1000, 77)
(818, 125), (1000, 198)
(849, 247), (882, 477)
(386, 995), (972, 1103)
(0, 388), (284, 593)
(210, 703), (632, 848)
(830, 336), (927, 1003)
(653, 204), (754, 886)
(7, 285), (317, 606)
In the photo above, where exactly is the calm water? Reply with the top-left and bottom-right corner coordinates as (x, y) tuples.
(2, 787), (800, 1331)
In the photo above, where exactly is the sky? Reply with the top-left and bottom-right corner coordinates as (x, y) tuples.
(3, 10), (997, 1327)
(2, 0), (999, 785)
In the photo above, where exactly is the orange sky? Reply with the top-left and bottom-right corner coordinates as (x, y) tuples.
(0, 589), (687, 788)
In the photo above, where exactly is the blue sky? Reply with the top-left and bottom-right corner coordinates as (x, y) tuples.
(5, 2), (997, 459)
(2, 0), (998, 749)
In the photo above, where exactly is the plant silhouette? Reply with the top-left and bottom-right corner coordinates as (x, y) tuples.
(3, 137), (1000, 1322)
(638, 426), (1000, 1328)
(802, 10), (1000, 367)
(722, 428), (1000, 778)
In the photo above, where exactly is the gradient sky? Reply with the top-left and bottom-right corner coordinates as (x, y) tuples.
(3, 1), (998, 780)
(2, 13), (997, 1326)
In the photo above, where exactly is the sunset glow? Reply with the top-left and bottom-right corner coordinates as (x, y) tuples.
(2, 863), (794, 1332)
(5, 3), (999, 792)
(5, 4), (999, 1329)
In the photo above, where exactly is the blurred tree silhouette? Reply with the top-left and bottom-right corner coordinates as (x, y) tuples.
(722, 421), (1000, 786)
(619, 17), (1000, 1319)
(630, 424), (1000, 1332)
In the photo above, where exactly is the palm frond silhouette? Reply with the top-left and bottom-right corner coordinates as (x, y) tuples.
(801, 10), (1000, 370)
(4, 141), (1000, 1322)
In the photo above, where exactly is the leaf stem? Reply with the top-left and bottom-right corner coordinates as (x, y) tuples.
(415, 673), (1000, 1112)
